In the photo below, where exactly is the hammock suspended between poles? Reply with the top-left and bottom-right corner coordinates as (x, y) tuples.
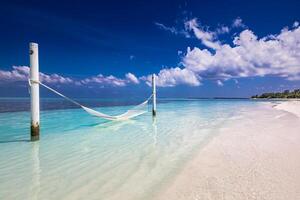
(29, 80), (153, 121)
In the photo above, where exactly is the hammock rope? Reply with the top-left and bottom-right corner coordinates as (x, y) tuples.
(29, 80), (152, 121)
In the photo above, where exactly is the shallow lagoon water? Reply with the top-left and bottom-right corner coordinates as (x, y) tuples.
(0, 99), (260, 200)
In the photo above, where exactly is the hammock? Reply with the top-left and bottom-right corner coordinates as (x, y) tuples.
(30, 80), (152, 121)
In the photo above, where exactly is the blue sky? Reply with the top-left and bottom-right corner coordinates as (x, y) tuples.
(0, 0), (300, 98)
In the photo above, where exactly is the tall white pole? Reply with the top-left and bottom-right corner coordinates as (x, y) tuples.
(30, 42), (40, 141)
(152, 74), (156, 116)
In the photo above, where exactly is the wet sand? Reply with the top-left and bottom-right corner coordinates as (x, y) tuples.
(157, 102), (300, 200)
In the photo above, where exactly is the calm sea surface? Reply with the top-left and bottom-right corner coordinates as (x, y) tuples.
(0, 98), (262, 200)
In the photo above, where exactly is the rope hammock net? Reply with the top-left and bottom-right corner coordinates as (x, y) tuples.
(30, 80), (152, 121)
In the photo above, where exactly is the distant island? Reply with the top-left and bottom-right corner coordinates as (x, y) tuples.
(252, 89), (300, 99)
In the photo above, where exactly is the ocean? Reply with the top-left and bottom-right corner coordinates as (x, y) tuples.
(0, 98), (262, 200)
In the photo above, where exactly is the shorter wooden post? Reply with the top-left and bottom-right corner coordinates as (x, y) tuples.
(152, 74), (156, 116)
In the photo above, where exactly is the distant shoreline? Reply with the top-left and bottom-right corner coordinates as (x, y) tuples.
(252, 98), (300, 100)
(187, 97), (249, 100)
(252, 89), (300, 99)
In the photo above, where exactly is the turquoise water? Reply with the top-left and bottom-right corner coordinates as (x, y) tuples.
(0, 99), (259, 200)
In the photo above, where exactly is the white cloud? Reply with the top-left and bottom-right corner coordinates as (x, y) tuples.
(0, 66), (140, 87)
(156, 18), (230, 50)
(293, 21), (299, 28)
(80, 72), (141, 87)
(150, 21), (300, 87)
(183, 25), (300, 81)
(125, 72), (139, 84)
(232, 17), (246, 28)
(155, 22), (190, 38)
(0, 66), (29, 81)
(40, 73), (73, 84)
(155, 22), (178, 34)
(142, 67), (201, 87)
(216, 25), (230, 34)
(185, 18), (221, 50)
(81, 74), (127, 86)
(0, 66), (73, 84)
(217, 80), (224, 86)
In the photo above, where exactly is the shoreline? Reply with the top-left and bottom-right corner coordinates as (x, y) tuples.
(274, 100), (300, 118)
(252, 98), (300, 101)
(157, 102), (300, 200)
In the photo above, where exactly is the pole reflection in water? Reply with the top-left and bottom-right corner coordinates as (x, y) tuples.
(152, 116), (157, 147)
(31, 142), (40, 200)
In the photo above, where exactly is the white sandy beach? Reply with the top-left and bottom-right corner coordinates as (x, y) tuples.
(275, 100), (300, 117)
(157, 101), (300, 200)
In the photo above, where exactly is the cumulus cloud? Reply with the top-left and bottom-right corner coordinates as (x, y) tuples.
(81, 72), (139, 86)
(142, 67), (201, 87)
(81, 74), (127, 86)
(40, 73), (73, 84)
(125, 72), (139, 84)
(0, 66), (140, 87)
(0, 66), (73, 84)
(183, 26), (300, 80)
(151, 20), (300, 87)
(0, 66), (29, 81)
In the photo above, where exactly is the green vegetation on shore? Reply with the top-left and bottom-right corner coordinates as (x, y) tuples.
(252, 89), (300, 99)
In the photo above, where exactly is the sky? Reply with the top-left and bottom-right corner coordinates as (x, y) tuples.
(0, 0), (300, 98)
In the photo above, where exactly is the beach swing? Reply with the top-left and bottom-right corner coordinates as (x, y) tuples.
(29, 77), (155, 121)
(28, 42), (157, 141)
